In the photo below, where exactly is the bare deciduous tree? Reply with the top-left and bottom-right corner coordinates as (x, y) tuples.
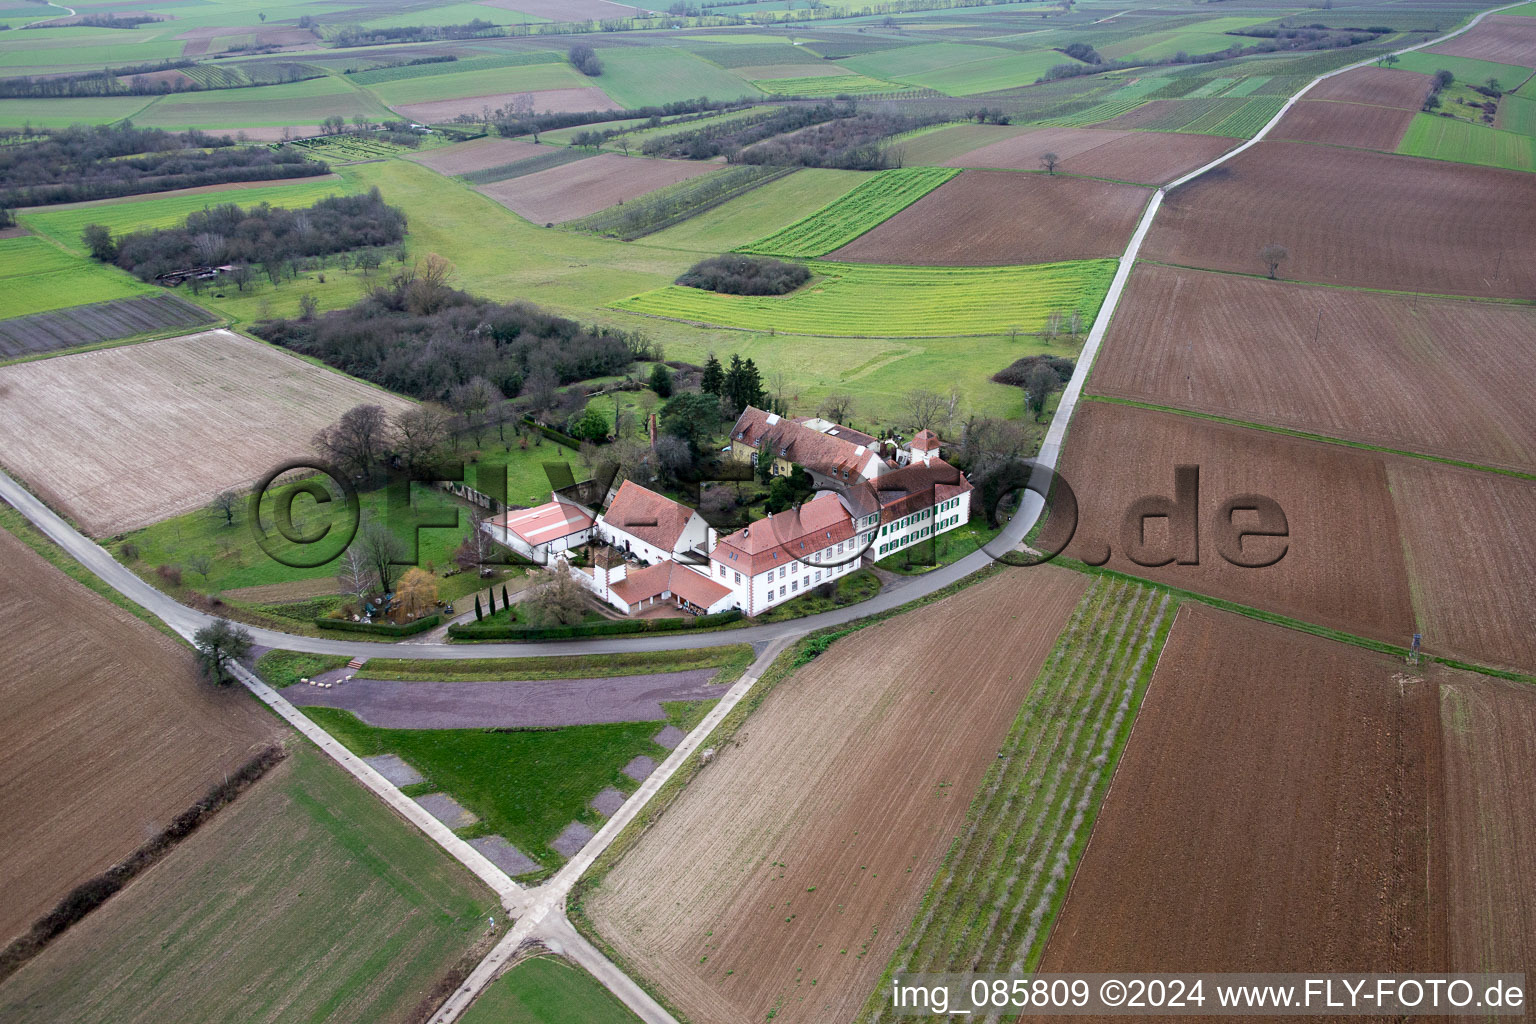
(337, 546), (376, 601)
(902, 388), (956, 433)
(819, 392), (856, 426)
(357, 519), (406, 594)
(312, 404), (389, 481)
(209, 489), (239, 527)
(522, 570), (588, 626)
(391, 403), (453, 475)
(1040, 151), (1060, 174)
(1260, 243), (1289, 280)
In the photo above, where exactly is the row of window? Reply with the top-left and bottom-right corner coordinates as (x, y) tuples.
(879, 524), (934, 554)
(773, 558), (850, 602)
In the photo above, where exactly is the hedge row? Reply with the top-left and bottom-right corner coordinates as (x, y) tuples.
(316, 613), (440, 636)
(449, 609), (742, 640)
(522, 417), (584, 451)
(0, 745), (286, 984)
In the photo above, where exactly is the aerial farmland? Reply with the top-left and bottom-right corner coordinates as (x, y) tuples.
(0, 0), (1533, 1020)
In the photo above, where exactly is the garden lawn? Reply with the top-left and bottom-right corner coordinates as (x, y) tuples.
(874, 518), (1003, 574)
(301, 708), (677, 875)
(615, 259), (1117, 337)
(0, 236), (153, 318)
(591, 47), (763, 108)
(637, 168), (868, 252)
(1398, 113), (1536, 171)
(459, 957), (639, 1024)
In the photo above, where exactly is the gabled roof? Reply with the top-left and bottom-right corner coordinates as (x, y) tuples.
(874, 459), (973, 524)
(710, 492), (854, 576)
(730, 406), (877, 482)
(794, 416), (879, 449)
(601, 479), (697, 552)
(610, 560), (733, 608)
(493, 501), (594, 547)
(910, 429), (941, 452)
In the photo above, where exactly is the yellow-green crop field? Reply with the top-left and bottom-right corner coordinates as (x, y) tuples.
(736, 166), (958, 258)
(614, 259), (1116, 337)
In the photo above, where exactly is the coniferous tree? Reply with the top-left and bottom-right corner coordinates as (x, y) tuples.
(701, 353), (724, 396)
(475, 594), (484, 621)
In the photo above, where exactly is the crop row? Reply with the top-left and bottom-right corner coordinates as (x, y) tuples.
(614, 258), (1116, 338)
(0, 293), (216, 359)
(752, 73), (899, 97)
(1202, 96), (1286, 138)
(735, 166), (958, 258)
(461, 147), (591, 185)
(860, 580), (1175, 1022)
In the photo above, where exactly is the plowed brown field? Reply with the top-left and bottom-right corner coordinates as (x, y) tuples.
(1038, 605), (1447, 980)
(829, 170), (1148, 266)
(1271, 99), (1415, 151)
(1306, 66), (1436, 109)
(1430, 15), (1536, 67)
(586, 566), (1087, 1024)
(0, 330), (413, 536)
(943, 126), (1237, 185)
(0, 526), (280, 947)
(1050, 402), (1415, 645)
(1087, 264), (1536, 473)
(1439, 670), (1536, 979)
(477, 152), (716, 224)
(1389, 460), (1536, 673)
(1143, 141), (1536, 298)
(407, 136), (547, 175)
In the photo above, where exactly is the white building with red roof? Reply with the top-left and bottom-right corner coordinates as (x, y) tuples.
(707, 492), (867, 615)
(595, 479), (712, 566)
(865, 458), (974, 561)
(597, 558), (735, 616)
(485, 498), (594, 563)
(728, 406), (889, 488)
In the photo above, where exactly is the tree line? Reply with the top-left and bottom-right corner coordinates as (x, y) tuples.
(84, 189), (407, 281)
(677, 255), (809, 296)
(0, 123), (327, 207)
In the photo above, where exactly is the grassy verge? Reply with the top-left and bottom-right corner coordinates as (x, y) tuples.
(459, 955), (641, 1024)
(752, 567), (880, 623)
(362, 644), (756, 684)
(253, 650), (351, 689)
(874, 519), (1001, 575)
(300, 708), (677, 879)
(859, 578), (1176, 1021)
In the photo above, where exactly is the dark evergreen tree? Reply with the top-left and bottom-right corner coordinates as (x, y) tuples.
(700, 353), (724, 396)
(475, 594), (484, 621)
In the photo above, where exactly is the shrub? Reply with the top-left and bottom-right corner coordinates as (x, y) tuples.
(568, 43), (603, 76)
(449, 609), (742, 640)
(156, 563), (182, 586)
(991, 354), (1076, 387)
(677, 255), (810, 296)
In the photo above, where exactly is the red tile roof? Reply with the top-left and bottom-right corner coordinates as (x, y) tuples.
(910, 429), (941, 452)
(602, 479), (697, 552)
(609, 560), (732, 609)
(710, 492), (855, 576)
(494, 500), (593, 547)
(873, 459), (973, 524)
(730, 406), (878, 482)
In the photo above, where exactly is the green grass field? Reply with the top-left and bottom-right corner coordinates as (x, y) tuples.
(638, 168), (868, 252)
(131, 77), (396, 129)
(0, 236), (153, 318)
(616, 259), (1117, 337)
(591, 47), (763, 108)
(0, 744), (494, 1024)
(1396, 50), (1536, 81)
(752, 72), (897, 96)
(900, 50), (1076, 95)
(20, 176), (361, 250)
(1398, 112), (1536, 170)
(460, 957), (640, 1024)
(736, 166), (958, 258)
(1497, 92), (1536, 135)
(365, 62), (592, 106)
(860, 579), (1175, 1022)
(0, 95), (159, 129)
(303, 706), (694, 876)
(842, 42), (1013, 80)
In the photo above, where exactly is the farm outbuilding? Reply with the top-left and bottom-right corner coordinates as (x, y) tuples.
(485, 499), (594, 563)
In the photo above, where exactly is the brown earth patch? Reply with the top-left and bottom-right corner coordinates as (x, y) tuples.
(477, 152), (716, 224)
(586, 566), (1087, 1024)
(1305, 65), (1437, 109)
(394, 86), (618, 123)
(406, 136), (547, 175)
(1049, 401), (1416, 645)
(1388, 460), (1536, 673)
(1429, 15), (1536, 67)
(1270, 98), (1415, 151)
(1438, 670), (1536, 978)
(0, 526), (281, 947)
(829, 169), (1147, 265)
(1038, 604), (1447, 980)
(1143, 140), (1536, 298)
(947, 125), (1238, 185)
(222, 577), (342, 603)
(1087, 264), (1536, 473)
(0, 330), (412, 536)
